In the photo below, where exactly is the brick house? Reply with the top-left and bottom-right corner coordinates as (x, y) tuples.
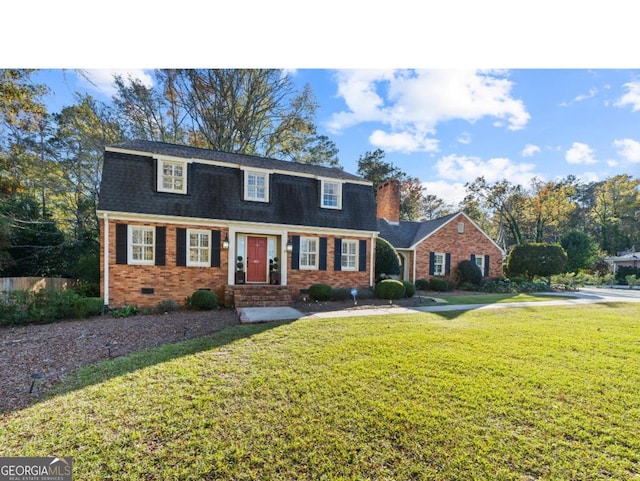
(97, 140), (378, 308)
(376, 180), (504, 283)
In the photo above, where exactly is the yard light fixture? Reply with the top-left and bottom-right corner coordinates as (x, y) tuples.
(222, 235), (229, 250)
(105, 342), (115, 359)
(29, 372), (43, 394)
(286, 238), (293, 252)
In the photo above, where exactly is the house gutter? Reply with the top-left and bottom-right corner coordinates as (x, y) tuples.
(103, 212), (109, 311)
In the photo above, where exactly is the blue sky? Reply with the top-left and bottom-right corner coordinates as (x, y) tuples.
(33, 68), (640, 206)
(7, 1), (639, 206)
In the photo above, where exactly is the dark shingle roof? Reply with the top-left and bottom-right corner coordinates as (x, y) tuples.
(108, 139), (367, 183)
(377, 213), (460, 248)
(98, 141), (378, 232)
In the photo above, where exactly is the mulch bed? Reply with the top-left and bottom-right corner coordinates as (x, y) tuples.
(0, 295), (437, 415)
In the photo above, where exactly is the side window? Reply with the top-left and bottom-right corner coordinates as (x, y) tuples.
(341, 240), (358, 271)
(129, 226), (155, 265)
(433, 252), (445, 276)
(187, 229), (211, 267)
(299, 237), (318, 269)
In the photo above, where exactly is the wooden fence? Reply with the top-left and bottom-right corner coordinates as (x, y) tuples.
(1, 277), (78, 293)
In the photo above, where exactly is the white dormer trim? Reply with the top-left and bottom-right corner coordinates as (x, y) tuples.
(320, 178), (343, 210)
(155, 156), (189, 194)
(241, 167), (271, 202)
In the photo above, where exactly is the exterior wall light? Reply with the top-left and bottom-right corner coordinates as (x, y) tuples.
(286, 238), (293, 252)
(222, 235), (230, 250)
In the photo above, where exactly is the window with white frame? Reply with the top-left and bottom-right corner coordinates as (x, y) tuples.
(129, 226), (155, 265)
(433, 252), (445, 276)
(474, 255), (485, 273)
(187, 229), (211, 267)
(341, 239), (358, 271)
(321, 179), (342, 209)
(157, 159), (187, 194)
(244, 170), (269, 202)
(300, 237), (318, 269)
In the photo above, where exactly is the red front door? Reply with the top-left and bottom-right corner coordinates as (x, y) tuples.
(247, 236), (268, 283)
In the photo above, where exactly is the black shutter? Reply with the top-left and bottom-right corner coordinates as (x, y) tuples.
(115, 224), (128, 265)
(429, 252), (435, 275)
(291, 236), (300, 270)
(445, 253), (451, 275)
(153, 159), (157, 192)
(334, 238), (342, 271)
(155, 227), (166, 266)
(484, 255), (490, 277)
(211, 230), (221, 267)
(470, 254), (476, 262)
(176, 228), (186, 266)
(358, 239), (367, 272)
(319, 237), (327, 271)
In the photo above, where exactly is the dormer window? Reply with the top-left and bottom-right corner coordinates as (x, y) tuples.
(157, 159), (187, 194)
(243, 169), (269, 202)
(321, 179), (342, 209)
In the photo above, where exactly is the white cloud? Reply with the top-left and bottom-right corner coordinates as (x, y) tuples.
(521, 144), (540, 157)
(457, 132), (472, 144)
(615, 81), (640, 111)
(327, 69), (530, 153)
(574, 87), (598, 102)
(434, 154), (539, 185)
(613, 138), (640, 163)
(369, 129), (439, 153)
(565, 142), (597, 165)
(78, 69), (154, 97)
(421, 180), (468, 206)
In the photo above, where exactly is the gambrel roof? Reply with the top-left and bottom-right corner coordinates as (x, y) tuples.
(98, 140), (378, 232)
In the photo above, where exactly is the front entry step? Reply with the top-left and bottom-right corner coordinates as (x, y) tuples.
(225, 285), (292, 308)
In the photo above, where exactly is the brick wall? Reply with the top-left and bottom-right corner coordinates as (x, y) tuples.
(285, 233), (372, 300)
(414, 214), (504, 281)
(101, 219), (229, 308)
(100, 220), (373, 307)
(376, 180), (400, 223)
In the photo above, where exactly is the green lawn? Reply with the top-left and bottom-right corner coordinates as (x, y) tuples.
(435, 292), (574, 305)
(2, 304), (640, 480)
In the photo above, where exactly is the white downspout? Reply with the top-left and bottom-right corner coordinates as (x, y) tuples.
(412, 248), (417, 284)
(370, 234), (376, 287)
(103, 212), (109, 311)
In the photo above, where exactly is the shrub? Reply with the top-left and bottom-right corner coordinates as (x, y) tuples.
(309, 284), (332, 302)
(155, 299), (181, 313)
(456, 260), (483, 286)
(429, 277), (451, 292)
(375, 279), (406, 300)
(110, 305), (139, 318)
(188, 290), (218, 310)
(375, 237), (401, 279)
(402, 281), (416, 298)
(73, 282), (100, 298)
(415, 278), (430, 291)
(72, 297), (104, 318)
(331, 287), (352, 301)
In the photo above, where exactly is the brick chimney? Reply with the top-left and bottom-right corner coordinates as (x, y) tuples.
(376, 179), (400, 223)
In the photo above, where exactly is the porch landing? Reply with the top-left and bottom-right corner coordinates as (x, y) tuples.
(224, 284), (293, 308)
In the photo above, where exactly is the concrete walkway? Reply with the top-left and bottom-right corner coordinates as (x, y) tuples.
(237, 287), (640, 323)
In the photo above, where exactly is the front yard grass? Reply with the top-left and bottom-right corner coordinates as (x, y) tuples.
(2, 303), (639, 480)
(435, 292), (574, 305)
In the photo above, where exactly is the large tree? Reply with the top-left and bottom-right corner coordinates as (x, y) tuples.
(118, 69), (342, 167)
(464, 177), (528, 248)
(356, 149), (405, 194)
